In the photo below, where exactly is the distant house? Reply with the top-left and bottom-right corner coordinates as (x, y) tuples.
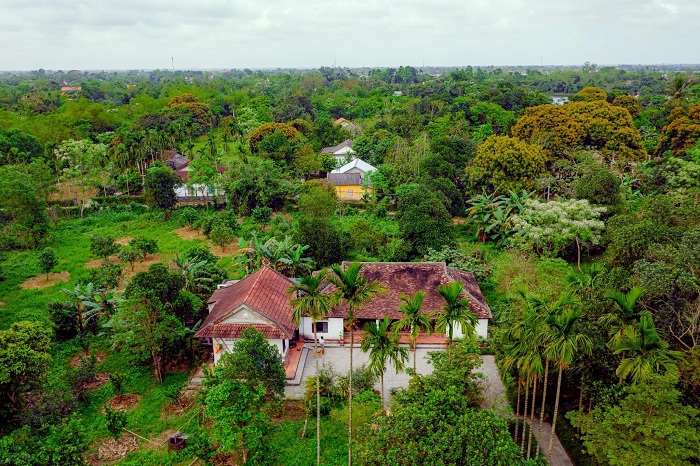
(163, 149), (227, 201)
(60, 86), (81, 98)
(193, 266), (297, 364)
(320, 139), (354, 166)
(299, 262), (491, 341)
(327, 172), (371, 201)
(331, 158), (377, 177)
(334, 118), (358, 136)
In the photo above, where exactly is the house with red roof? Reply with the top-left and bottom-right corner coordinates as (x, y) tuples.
(193, 265), (298, 364)
(301, 262), (491, 341)
(195, 261), (492, 366)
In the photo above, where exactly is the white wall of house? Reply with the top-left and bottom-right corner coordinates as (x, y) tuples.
(212, 336), (288, 364)
(300, 317), (345, 340)
(451, 319), (489, 340)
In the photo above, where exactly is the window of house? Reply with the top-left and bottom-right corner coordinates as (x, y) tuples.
(347, 189), (354, 197)
(314, 321), (328, 333)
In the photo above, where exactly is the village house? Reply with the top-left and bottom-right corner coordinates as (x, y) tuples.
(163, 149), (227, 202)
(195, 262), (491, 366)
(327, 159), (377, 201)
(320, 139), (354, 167)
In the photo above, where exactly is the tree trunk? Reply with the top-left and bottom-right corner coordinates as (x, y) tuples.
(547, 366), (564, 462)
(527, 376), (537, 460)
(412, 336), (417, 373)
(348, 324), (354, 466)
(380, 373), (385, 411)
(521, 380), (529, 454)
(314, 327), (320, 466)
(538, 359), (549, 446)
(576, 237), (582, 272)
(514, 380), (521, 443)
(152, 352), (163, 383)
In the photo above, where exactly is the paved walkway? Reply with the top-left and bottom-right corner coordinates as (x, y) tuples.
(285, 349), (574, 465)
(479, 355), (573, 466)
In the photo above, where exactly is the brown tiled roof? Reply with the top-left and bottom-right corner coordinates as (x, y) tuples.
(194, 266), (297, 339)
(196, 323), (287, 339)
(164, 150), (190, 170)
(327, 173), (362, 186)
(326, 262), (491, 320)
(320, 139), (353, 154)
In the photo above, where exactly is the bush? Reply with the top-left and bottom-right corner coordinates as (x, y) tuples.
(252, 206), (273, 224)
(130, 236), (158, 259)
(180, 206), (200, 228)
(103, 405), (128, 439)
(109, 373), (128, 396)
(87, 261), (122, 289)
(48, 301), (78, 341)
(90, 234), (118, 260)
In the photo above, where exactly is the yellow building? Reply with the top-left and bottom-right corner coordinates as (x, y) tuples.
(327, 173), (372, 201)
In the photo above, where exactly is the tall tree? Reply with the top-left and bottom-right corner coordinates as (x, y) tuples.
(392, 291), (432, 372)
(361, 317), (409, 410)
(544, 307), (593, 461)
(143, 161), (181, 220)
(612, 311), (683, 384)
(288, 272), (332, 466)
(435, 281), (477, 355)
(328, 262), (385, 466)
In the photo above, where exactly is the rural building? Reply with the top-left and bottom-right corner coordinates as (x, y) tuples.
(163, 149), (227, 202)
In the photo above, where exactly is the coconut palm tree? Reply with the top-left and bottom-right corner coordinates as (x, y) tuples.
(328, 262), (385, 466)
(287, 271), (333, 466)
(392, 291), (432, 372)
(668, 76), (691, 107)
(544, 307), (593, 462)
(361, 317), (409, 410)
(435, 281), (477, 356)
(612, 311), (683, 384)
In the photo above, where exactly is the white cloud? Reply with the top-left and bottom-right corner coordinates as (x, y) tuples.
(0, 0), (696, 69)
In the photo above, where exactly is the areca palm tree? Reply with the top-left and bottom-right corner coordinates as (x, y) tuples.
(600, 286), (643, 348)
(435, 281), (477, 356)
(392, 291), (432, 372)
(361, 317), (409, 410)
(328, 262), (385, 466)
(288, 271), (333, 466)
(612, 311), (683, 384)
(544, 307), (593, 462)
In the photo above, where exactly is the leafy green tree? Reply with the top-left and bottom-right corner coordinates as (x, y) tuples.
(204, 377), (270, 465)
(37, 247), (58, 280)
(109, 290), (185, 382)
(510, 199), (606, 270)
(393, 291), (432, 371)
(55, 139), (106, 217)
(467, 135), (548, 193)
(396, 185), (455, 256)
(213, 327), (286, 400)
(144, 161), (181, 219)
(574, 163), (622, 208)
(90, 233), (118, 260)
(129, 236), (158, 260)
(223, 157), (295, 214)
(288, 272), (332, 466)
(570, 373), (700, 466)
(329, 262), (385, 466)
(0, 165), (51, 248)
(361, 317), (408, 410)
(117, 245), (140, 271)
(103, 405), (127, 439)
(210, 224), (236, 252)
(0, 321), (52, 409)
(188, 151), (221, 205)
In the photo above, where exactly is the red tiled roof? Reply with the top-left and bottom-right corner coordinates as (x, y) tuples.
(194, 266), (297, 339)
(325, 262), (491, 320)
(196, 323), (287, 339)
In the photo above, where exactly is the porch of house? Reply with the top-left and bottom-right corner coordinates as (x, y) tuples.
(341, 331), (447, 346)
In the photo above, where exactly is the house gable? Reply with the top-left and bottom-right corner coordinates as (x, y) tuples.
(219, 304), (275, 326)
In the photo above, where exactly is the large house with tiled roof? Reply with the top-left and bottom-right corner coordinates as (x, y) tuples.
(195, 262), (492, 366)
(302, 262), (491, 341)
(193, 266), (298, 364)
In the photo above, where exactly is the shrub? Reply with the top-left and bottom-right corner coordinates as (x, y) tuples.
(252, 206), (273, 224)
(90, 234), (118, 260)
(103, 405), (127, 439)
(109, 373), (128, 396)
(180, 206), (200, 228)
(48, 301), (78, 341)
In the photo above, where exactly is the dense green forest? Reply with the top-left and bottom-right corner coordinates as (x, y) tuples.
(1, 64), (700, 465)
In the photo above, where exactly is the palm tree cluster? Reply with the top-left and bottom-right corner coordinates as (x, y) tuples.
(238, 233), (315, 277)
(501, 271), (687, 463)
(287, 262), (481, 466)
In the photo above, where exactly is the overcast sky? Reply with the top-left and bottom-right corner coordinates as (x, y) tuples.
(0, 0), (697, 70)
